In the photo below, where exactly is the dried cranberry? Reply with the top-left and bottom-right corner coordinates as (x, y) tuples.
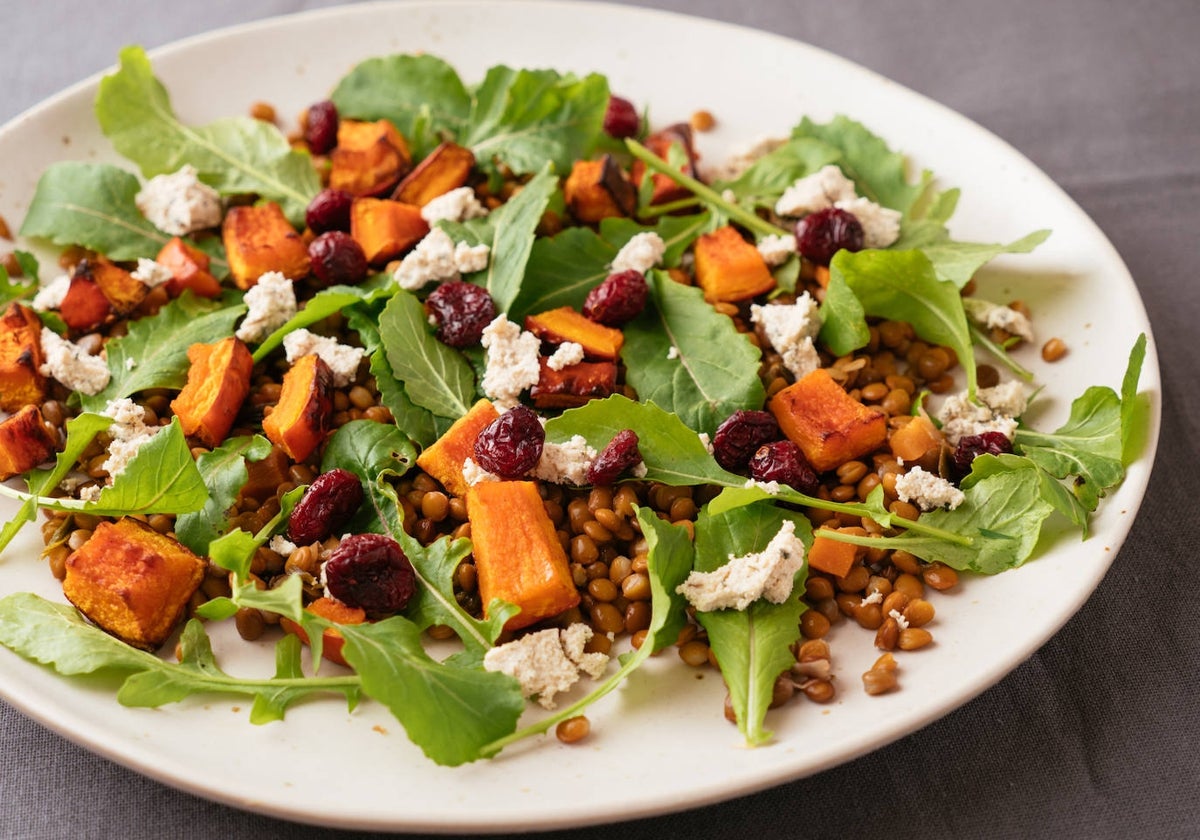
(749, 441), (819, 494)
(712, 410), (782, 471)
(603, 95), (640, 139)
(425, 282), (497, 348)
(308, 231), (368, 287)
(323, 533), (415, 614)
(305, 100), (339, 155)
(583, 270), (648, 326)
(951, 431), (1013, 477)
(288, 468), (365, 545)
(794, 207), (864, 266)
(474, 406), (544, 478)
(306, 188), (354, 234)
(587, 430), (642, 485)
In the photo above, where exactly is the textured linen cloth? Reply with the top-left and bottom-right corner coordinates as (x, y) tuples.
(2, 1), (1197, 838)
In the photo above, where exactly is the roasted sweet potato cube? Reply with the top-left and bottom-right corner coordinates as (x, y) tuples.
(524, 307), (624, 361)
(769, 369), (888, 472)
(564, 156), (635, 222)
(62, 518), (206, 650)
(156, 237), (222, 298)
(467, 481), (580, 631)
(392, 141), (475, 207)
(350, 198), (429, 265)
(694, 225), (776, 303)
(59, 275), (111, 332)
(81, 257), (147, 316)
(530, 358), (618, 408)
(0, 405), (57, 480)
(0, 303), (46, 411)
(236, 444), (290, 507)
(807, 529), (858, 578)
(170, 337), (254, 448)
(280, 596), (366, 668)
(415, 399), (500, 497)
(632, 123), (698, 206)
(262, 354), (334, 461)
(329, 119), (412, 197)
(222, 202), (311, 289)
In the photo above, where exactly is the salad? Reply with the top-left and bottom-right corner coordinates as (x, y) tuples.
(0, 46), (1145, 767)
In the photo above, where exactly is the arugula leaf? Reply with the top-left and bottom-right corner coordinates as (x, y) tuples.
(80, 293), (244, 411)
(692, 503), (810, 746)
(248, 634), (330, 725)
(1121, 333), (1149, 466)
(320, 421), (417, 495)
(251, 285), (385, 363)
(73, 419), (207, 516)
(0, 260), (36, 306)
(378, 290), (475, 421)
(475, 163), (557, 314)
(175, 435), (272, 554)
(717, 137), (842, 207)
(95, 46), (319, 226)
(920, 230), (1051, 288)
(622, 271), (765, 433)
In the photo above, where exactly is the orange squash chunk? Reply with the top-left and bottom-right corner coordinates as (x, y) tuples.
(415, 399), (500, 497)
(222, 202), (311, 289)
(530, 358), (617, 409)
(392, 141), (475, 207)
(83, 256), (147, 316)
(806, 529), (858, 578)
(262, 354), (334, 461)
(170, 337), (253, 448)
(236, 444), (290, 507)
(330, 119), (412, 197)
(156, 237), (222, 298)
(0, 303), (46, 412)
(62, 518), (206, 650)
(350, 198), (429, 265)
(694, 225), (776, 303)
(769, 369), (888, 472)
(59, 275), (111, 332)
(524, 307), (624, 361)
(467, 481), (580, 631)
(890, 415), (944, 463)
(280, 596), (366, 668)
(564, 156), (635, 222)
(631, 123), (697, 206)
(0, 406), (57, 480)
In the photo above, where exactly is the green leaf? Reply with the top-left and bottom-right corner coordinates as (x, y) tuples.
(1120, 333), (1149, 466)
(248, 635), (318, 724)
(0, 261), (36, 306)
(76, 419), (207, 516)
(816, 266), (870, 352)
(80, 293), (245, 411)
(378, 290), (475, 421)
(251, 285), (384, 362)
(95, 46), (319, 226)
(0, 593), (160, 674)
(476, 163), (557, 314)
(320, 420), (417, 492)
(920, 230), (1050, 288)
(717, 137), (842, 207)
(175, 435), (272, 554)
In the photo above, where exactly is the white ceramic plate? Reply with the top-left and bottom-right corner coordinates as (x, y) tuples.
(0, 1), (1160, 832)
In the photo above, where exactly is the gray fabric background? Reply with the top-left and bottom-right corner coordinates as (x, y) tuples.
(2, 0), (1196, 837)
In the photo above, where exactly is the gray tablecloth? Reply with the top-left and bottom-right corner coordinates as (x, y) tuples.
(2, 1), (1196, 837)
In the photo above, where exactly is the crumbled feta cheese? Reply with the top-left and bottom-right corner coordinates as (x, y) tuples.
(632, 461), (648, 478)
(611, 232), (665, 274)
(962, 298), (1034, 343)
(393, 228), (459, 290)
(706, 135), (787, 182)
(269, 535), (298, 556)
(99, 398), (160, 479)
(936, 387), (1023, 445)
(38, 327), (110, 395)
(978, 381), (1028, 419)
(697, 432), (714, 455)
(676, 520), (806, 611)
(420, 187), (489, 224)
(235, 271), (296, 343)
(78, 484), (102, 503)
(894, 466), (965, 511)
(134, 165), (222, 236)
(282, 329), (366, 388)
(743, 478), (782, 495)
(667, 345), (680, 361)
(860, 590), (883, 607)
(31, 274), (71, 312)
(774, 165), (858, 218)
(834, 197), (902, 249)
(131, 258), (173, 288)
(483, 625), (610, 709)
(756, 234), (797, 267)
(888, 608), (910, 631)
(530, 435), (598, 485)
(461, 456), (501, 486)
(480, 315), (542, 410)
(750, 293), (823, 380)
(454, 241), (490, 275)
(57, 473), (90, 494)
(545, 341), (584, 371)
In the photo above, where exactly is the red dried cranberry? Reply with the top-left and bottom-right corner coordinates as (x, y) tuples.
(305, 100), (339, 155)
(308, 231), (368, 287)
(288, 468), (365, 545)
(951, 431), (1014, 477)
(712, 410), (782, 471)
(587, 430), (642, 485)
(749, 441), (819, 494)
(794, 207), (864, 265)
(583, 270), (648, 326)
(425, 282), (497, 348)
(474, 406), (545, 478)
(603, 95), (640, 139)
(324, 533), (415, 614)
(306, 188), (354, 234)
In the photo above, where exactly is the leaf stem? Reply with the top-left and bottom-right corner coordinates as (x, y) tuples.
(969, 322), (1034, 381)
(639, 196), (702, 217)
(770, 487), (974, 545)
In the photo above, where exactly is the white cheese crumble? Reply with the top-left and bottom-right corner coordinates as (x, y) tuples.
(78, 485), (102, 503)
(530, 435), (598, 485)
(454, 241), (491, 275)
(860, 590), (884, 607)
(611, 232), (665, 274)
(282, 329), (365, 388)
(756, 234), (798, 267)
(743, 478), (783, 495)
(632, 461), (648, 478)
(131, 258), (173, 288)
(774, 165), (858, 218)
(894, 466), (965, 511)
(235, 271), (296, 344)
(269, 535), (298, 556)
(978, 381), (1029, 419)
(936, 386), (1024, 445)
(419, 187), (489, 224)
(706, 135), (787, 182)
(460, 456), (501, 486)
(134, 164), (223, 236)
(676, 520), (806, 611)
(99, 397), (160, 480)
(666, 345), (680, 361)
(834, 196), (902, 249)
(750, 293), (823, 380)
(480, 315), (542, 410)
(697, 432), (714, 456)
(31, 274), (71, 312)
(38, 327), (110, 395)
(888, 608), (910, 631)
(482, 624), (609, 709)
(961, 298), (1034, 343)
(545, 341), (585, 372)
(393, 228), (491, 290)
